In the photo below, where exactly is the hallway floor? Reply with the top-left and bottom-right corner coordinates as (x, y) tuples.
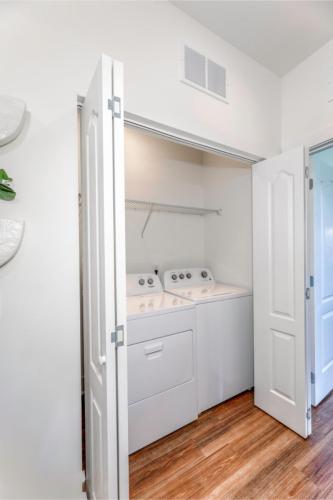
(129, 390), (333, 499)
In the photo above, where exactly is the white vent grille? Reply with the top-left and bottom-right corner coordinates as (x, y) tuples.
(182, 45), (228, 102)
(184, 46), (206, 88)
(207, 59), (226, 98)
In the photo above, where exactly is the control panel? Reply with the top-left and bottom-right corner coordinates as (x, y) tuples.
(126, 273), (163, 296)
(163, 268), (214, 289)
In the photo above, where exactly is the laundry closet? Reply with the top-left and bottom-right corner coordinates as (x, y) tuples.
(124, 125), (254, 455)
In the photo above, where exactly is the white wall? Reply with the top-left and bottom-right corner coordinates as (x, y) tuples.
(125, 128), (253, 289)
(203, 154), (253, 289)
(0, 1), (281, 497)
(282, 39), (333, 150)
(125, 127), (205, 274)
(0, 111), (82, 498)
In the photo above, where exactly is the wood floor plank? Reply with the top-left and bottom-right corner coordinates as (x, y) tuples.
(129, 390), (333, 499)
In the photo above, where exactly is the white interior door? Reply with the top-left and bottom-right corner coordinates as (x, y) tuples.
(311, 146), (333, 406)
(81, 54), (128, 499)
(253, 146), (311, 438)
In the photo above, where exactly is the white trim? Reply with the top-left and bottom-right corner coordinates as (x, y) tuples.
(304, 147), (313, 434)
(309, 137), (333, 155)
(124, 112), (262, 164)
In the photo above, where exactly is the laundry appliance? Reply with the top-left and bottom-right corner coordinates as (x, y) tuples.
(126, 273), (197, 453)
(164, 268), (253, 413)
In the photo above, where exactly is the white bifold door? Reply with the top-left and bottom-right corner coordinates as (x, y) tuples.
(311, 147), (333, 406)
(81, 55), (128, 499)
(253, 146), (311, 438)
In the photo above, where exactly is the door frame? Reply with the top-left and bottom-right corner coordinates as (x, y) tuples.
(307, 137), (333, 407)
(124, 112), (263, 164)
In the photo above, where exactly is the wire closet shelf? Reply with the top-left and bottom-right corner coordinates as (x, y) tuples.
(125, 199), (222, 238)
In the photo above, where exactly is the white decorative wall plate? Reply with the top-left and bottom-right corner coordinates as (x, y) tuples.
(0, 96), (26, 147)
(0, 219), (24, 268)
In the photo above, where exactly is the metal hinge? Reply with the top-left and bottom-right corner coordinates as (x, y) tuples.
(311, 371), (315, 384)
(306, 408), (311, 420)
(309, 178), (314, 190)
(111, 324), (124, 347)
(305, 166), (310, 179)
(108, 97), (122, 118)
(77, 95), (85, 110)
(305, 287), (311, 300)
(310, 275), (314, 287)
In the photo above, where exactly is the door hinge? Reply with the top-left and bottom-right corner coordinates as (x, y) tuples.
(305, 287), (311, 300)
(305, 166), (310, 179)
(309, 178), (314, 190)
(310, 275), (314, 287)
(108, 97), (122, 118)
(306, 408), (311, 420)
(311, 371), (315, 384)
(111, 324), (124, 347)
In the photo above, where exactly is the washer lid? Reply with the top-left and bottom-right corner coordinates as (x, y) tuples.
(127, 292), (193, 319)
(166, 283), (251, 303)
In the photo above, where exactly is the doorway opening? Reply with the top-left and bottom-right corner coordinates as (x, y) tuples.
(309, 144), (333, 408)
(123, 123), (255, 496)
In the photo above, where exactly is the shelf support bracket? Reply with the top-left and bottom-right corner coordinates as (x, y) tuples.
(141, 204), (154, 238)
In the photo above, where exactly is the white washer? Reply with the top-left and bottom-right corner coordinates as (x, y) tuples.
(164, 268), (254, 413)
(126, 273), (197, 453)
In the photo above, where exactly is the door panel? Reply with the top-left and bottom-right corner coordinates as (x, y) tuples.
(312, 147), (333, 405)
(271, 172), (295, 318)
(253, 146), (310, 438)
(81, 55), (128, 499)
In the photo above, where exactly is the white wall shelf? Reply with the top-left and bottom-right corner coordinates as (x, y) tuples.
(125, 199), (222, 238)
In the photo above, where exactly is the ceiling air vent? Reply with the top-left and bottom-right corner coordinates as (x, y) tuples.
(182, 45), (228, 102)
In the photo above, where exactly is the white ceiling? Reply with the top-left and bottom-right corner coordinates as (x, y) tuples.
(171, 1), (333, 76)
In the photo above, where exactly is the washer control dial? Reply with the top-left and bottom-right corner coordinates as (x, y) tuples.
(186, 272), (192, 279)
(179, 273), (185, 280)
(171, 273), (177, 281)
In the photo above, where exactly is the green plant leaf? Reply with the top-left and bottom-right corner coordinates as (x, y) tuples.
(0, 183), (16, 201)
(0, 169), (12, 182)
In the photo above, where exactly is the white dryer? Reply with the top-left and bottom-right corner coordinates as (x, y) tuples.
(126, 273), (197, 453)
(164, 268), (253, 413)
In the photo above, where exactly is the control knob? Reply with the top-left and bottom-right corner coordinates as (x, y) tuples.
(171, 273), (177, 281)
(179, 273), (185, 280)
(147, 278), (154, 285)
(186, 272), (192, 279)
(201, 271), (208, 278)
(139, 278), (145, 285)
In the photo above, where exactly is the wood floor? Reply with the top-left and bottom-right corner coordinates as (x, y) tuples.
(129, 390), (333, 499)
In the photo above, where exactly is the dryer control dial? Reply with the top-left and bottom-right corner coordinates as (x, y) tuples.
(147, 278), (154, 285)
(201, 271), (208, 278)
(138, 278), (145, 285)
